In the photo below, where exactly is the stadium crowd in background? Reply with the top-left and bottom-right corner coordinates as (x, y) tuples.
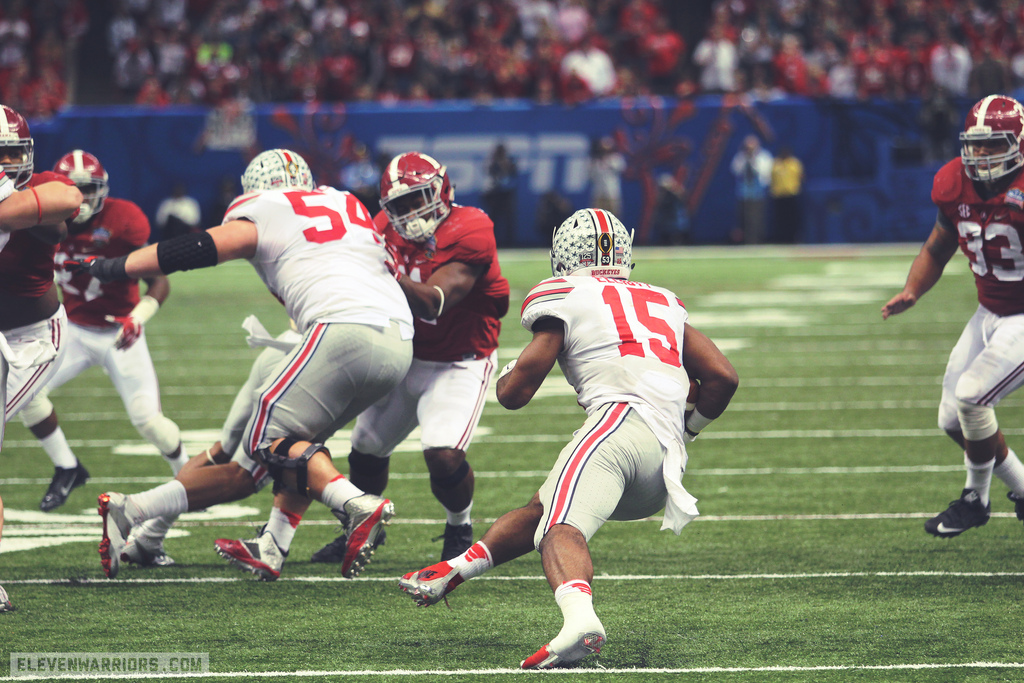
(5, 0), (1023, 113)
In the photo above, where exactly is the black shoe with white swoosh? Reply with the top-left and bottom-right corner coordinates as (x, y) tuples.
(924, 488), (991, 538)
(39, 462), (90, 512)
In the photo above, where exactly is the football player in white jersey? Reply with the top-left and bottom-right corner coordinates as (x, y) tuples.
(66, 149), (415, 580)
(398, 208), (738, 668)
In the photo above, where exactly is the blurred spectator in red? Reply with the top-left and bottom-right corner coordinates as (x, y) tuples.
(856, 38), (894, 99)
(693, 23), (738, 94)
(30, 64), (66, 117)
(774, 34), (809, 95)
(135, 75), (170, 107)
(640, 15), (685, 94)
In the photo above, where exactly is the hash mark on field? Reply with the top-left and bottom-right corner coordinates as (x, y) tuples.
(1, 661), (1023, 680)
(7, 571), (1024, 587)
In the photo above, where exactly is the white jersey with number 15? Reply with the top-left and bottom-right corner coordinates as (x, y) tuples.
(521, 275), (690, 444)
(224, 186), (413, 337)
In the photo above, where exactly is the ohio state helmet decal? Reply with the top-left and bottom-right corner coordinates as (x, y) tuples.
(960, 94), (1024, 182)
(0, 104), (34, 189)
(379, 152), (453, 242)
(241, 149), (315, 194)
(550, 208), (633, 279)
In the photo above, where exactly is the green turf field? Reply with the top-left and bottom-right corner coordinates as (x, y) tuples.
(2, 245), (1023, 682)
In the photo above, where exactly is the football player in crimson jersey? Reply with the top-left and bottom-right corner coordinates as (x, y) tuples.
(399, 209), (737, 668)
(67, 149), (414, 580)
(0, 103), (84, 613)
(235, 151), (511, 573)
(883, 94), (1024, 538)
(18, 150), (189, 515)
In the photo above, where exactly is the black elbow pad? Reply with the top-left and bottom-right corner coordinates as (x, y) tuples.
(156, 231), (219, 274)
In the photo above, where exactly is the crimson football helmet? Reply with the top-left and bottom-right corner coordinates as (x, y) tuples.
(0, 104), (34, 189)
(961, 94), (1024, 182)
(379, 152), (453, 242)
(53, 150), (109, 223)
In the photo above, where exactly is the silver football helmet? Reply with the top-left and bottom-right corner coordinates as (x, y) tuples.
(241, 149), (315, 193)
(550, 208), (633, 279)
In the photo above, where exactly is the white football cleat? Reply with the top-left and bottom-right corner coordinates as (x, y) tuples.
(338, 494), (393, 578)
(98, 492), (132, 579)
(214, 528), (284, 581)
(398, 560), (464, 606)
(0, 585), (13, 613)
(521, 629), (606, 669)
(122, 531), (176, 567)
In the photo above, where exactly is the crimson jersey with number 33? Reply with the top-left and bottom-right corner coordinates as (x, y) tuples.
(933, 157), (1024, 315)
(521, 275), (690, 427)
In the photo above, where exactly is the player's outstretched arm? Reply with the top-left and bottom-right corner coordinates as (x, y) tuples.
(0, 180), (82, 233)
(882, 219), (958, 320)
(63, 220), (258, 282)
(496, 316), (564, 410)
(398, 260), (485, 320)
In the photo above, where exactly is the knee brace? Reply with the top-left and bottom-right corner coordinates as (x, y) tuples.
(256, 438), (327, 495)
(956, 399), (999, 441)
(430, 459), (470, 490)
(18, 392), (53, 428)
(348, 449), (390, 476)
(135, 414), (182, 455)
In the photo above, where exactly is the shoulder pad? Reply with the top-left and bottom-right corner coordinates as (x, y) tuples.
(931, 159), (966, 205)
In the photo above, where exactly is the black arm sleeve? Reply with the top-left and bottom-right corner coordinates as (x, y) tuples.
(156, 231), (219, 274)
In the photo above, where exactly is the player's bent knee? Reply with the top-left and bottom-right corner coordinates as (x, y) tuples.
(18, 393), (53, 428)
(348, 448), (390, 476)
(956, 399), (998, 441)
(255, 438), (328, 495)
(429, 457), (470, 489)
(134, 414), (181, 454)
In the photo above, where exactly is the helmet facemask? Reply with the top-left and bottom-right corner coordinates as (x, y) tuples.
(961, 130), (1024, 182)
(381, 174), (450, 242)
(0, 140), (33, 189)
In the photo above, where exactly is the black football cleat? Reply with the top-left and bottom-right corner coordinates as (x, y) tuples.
(925, 488), (991, 538)
(439, 522), (473, 561)
(39, 462), (90, 512)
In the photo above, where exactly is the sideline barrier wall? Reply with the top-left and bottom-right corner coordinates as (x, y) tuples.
(28, 96), (965, 245)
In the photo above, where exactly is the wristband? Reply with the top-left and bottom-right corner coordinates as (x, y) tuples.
(129, 295), (160, 324)
(684, 407), (714, 439)
(498, 358), (517, 380)
(91, 255), (129, 282)
(433, 285), (446, 317)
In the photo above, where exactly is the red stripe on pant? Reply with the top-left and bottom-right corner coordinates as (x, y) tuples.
(547, 403), (629, 531)
(248, 323), (325, 455)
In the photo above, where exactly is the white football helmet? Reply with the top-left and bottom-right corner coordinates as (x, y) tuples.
(550, 208), (633, 279)
(241, 149), (315, 193)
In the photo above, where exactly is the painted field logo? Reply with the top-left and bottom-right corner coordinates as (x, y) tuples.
(10, 653), (209, 677)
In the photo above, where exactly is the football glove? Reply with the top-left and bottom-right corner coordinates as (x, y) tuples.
(59, 254), (128, 283)
(105, 295), (159, 350)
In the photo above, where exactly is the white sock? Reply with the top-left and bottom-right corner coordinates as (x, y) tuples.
(127, 480), (188, 525)
(135, 515), (178, 543)
(265, 507), (301, 553)
(446, 501), (473, 526)
(40, 428), (78, 469)
(964, 454), (995, 505)
(318, 475), (364, 511)
(162, 443), (188, 476)
(994, 448), (1024, 495)
(549, 580), (604, 652)
(450, 541), (492, 579)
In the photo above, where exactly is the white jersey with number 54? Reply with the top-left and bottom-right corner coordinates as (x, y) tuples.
(521, 275), (690, 445)
(224, 187), (413, 337)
